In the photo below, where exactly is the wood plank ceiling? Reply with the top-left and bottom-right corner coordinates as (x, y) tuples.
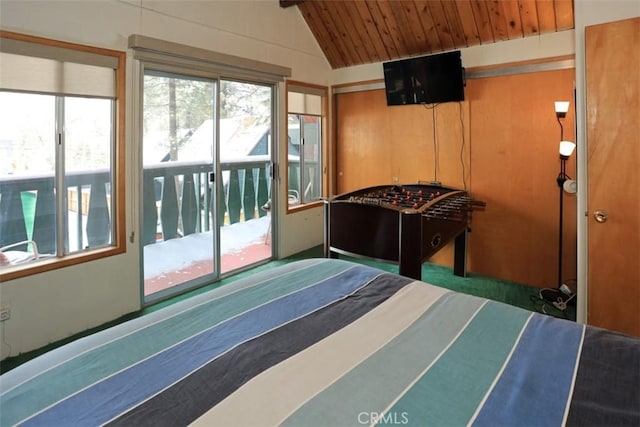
(281, 0), (574, 69)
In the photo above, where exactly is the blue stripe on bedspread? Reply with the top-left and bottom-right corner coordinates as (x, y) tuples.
(1, 261), (381, 427)
(108, 271), (415, 426)
(385, 301), (532, 426)
(280, 292), (486, 427)
(472, 313), (584, 426)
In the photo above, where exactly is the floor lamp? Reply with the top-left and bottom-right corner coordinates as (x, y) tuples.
(540, 101), (576, 309)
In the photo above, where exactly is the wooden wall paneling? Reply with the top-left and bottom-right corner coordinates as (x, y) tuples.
(500, 0), (525, 40)
(334, 68), (575, 286)
(351, 1), (387, 62)
(469, 0), (495, 45)
(374, 0), (411, 58)
(293, 1), (574, 69)
(335, 89), (393, 193)
(387, 104), (436, 184)
(536, 0), (558, 33)
(467, 68), (576, 288)
(554, 0), (575, 31)
(331, 1), (367, 65)
(363, 0), (400, 60)
(388, 1), (422, 55)
(486, 0), (509, 41)
(341, 1), (381, 63)
(405, 2), (440, 54)
(335, 87), (471, 269)
(440, 1), (467, 48)
(518, 0), (540, 35)
(335, 91), (470, 193)
(427, 1), (455, 50)
(298, 2), (343, 67)
(309, 1), (351, 67)
(414, 0), (443, 52)
(432, 102), (471, 189)
(453, 0), (482, 47)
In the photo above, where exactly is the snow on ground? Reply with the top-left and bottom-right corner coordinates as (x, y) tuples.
(143, 216), (270, 279)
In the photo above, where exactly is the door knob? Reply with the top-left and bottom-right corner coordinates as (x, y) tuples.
(593, 210), (608, 223)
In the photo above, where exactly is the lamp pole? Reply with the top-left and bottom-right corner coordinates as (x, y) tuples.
(557, 156), (568, 288)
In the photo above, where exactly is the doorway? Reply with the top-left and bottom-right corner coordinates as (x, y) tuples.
(141, 70), (274, 302)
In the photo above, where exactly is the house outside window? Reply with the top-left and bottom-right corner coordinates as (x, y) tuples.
(286, 81), (326, 210)
(0, 31), (125, 280)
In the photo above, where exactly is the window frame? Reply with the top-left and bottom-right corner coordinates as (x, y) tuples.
(285, 80), (327, 214)
(0, 31), (126, 282)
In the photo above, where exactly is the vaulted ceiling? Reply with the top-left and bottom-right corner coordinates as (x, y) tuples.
(281, 0), (574, 69)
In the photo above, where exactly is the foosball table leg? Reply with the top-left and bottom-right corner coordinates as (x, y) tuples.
(453, 228), (468, 277)
(399, 213), (423, 280)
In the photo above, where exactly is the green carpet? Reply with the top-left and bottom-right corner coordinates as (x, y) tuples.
(327, 252), (573, 318)
(0, 246), (574, 374)
(293, 246), (576, 322)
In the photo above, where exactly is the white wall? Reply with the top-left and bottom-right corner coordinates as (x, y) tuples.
(0, 0), (329, 360)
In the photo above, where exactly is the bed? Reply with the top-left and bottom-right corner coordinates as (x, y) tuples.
(1, 258), (638, 426)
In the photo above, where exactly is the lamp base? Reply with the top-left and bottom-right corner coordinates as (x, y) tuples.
(539, 288), (576, 311)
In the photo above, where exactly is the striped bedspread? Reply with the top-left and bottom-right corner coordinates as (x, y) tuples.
(1, 259), (638, 426)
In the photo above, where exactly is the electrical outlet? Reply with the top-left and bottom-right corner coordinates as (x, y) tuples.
(0, 307), (10, 322)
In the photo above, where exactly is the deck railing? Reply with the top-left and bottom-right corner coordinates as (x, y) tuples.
(0, 157), (309, 254)
(141, 157), (272, 245)
(0, 170), (111, 254)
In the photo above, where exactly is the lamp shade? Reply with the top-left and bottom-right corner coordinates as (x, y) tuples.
(555, 101), (570, 118)
(563, 179), (577, 194)
(559, 140), (576, 158)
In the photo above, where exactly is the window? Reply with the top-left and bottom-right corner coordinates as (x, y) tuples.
(0, 31), (125, 280)
(286, 81), (326, 210)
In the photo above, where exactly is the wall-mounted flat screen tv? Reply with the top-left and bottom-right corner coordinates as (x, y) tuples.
(383, 51), (465, 106)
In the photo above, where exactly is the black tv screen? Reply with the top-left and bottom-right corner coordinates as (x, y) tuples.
(383, 51), (465, 106)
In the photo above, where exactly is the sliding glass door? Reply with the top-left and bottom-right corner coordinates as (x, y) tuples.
(140, 69), (275, 302)
(218, 80), (273, 274)
(141, 70), (217, 300)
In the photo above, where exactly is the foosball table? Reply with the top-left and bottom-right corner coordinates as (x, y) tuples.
(323, 183), (485, 280)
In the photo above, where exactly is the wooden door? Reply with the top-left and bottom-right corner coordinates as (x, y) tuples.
(586, 17), (640, 336)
